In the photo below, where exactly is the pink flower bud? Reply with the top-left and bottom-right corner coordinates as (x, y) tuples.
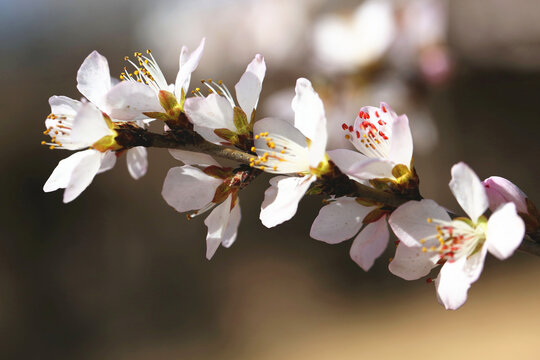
(482, 176), (528, 214)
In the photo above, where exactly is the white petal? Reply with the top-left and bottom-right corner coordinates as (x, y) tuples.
(350, 216), (389, 271)
(260, 175), (316, 228)
(175, 38), (205, 99)
(184, 94), (235, 132)
(161, 165), (222, 212)
(76, 51), (111, 111)
(168, 149), (220, 167)
(193, 125), (227, 145)
(291, 78), (328, 168)
(253, 117), (309, 174)
(126, 147), (148, 180)
(221, 200), (241, 249)
(389, 242), (439, 280)
(483, 176), (528, 213)
(235, 54), (266, 118)
(44, 149), (104, 203)
(389, 199), (451, 247)
(97, 151), (117, 174)
(327, 149), (370, 175)
(486, 202), (525, 260)
(48, 96), (81, 116)
(204, 195), (233, 260)
(310, 197), (373, 244)
(435, 246), (488, 310)
(105, 81), (162, 120)
(71, 102), (113, 146)
(449, 162), (488, 222)
(387, 114), (413, 167)
(348, 158), (395, 179)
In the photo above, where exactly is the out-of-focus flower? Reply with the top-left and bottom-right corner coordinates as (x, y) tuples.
(184, 54), (265, 145)
(312, 0), (395, 73)
(329, 102), (413, 181)
(161, 153), (243, 259)
(310, 197), (389, 271)
(257, 78), (328, 228)
(105, 39), (205, 120)
(389, 162), (525, 310)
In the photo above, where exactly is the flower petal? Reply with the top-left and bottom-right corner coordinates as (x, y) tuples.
(435, 246), (488, 310)
(350, 216), (389, 271)
(126, 147), (148, 180)
(486, 202), (525, 260)
(291, 78), (327, 168)
(97, 151), (117, 174)
(260, 175), (316, 228)
(221, 200), (241, 249)
(327, 149), (370, 174)
(76, 51), (111, 111)
(348, 158), (395, 179)
(161, 165), (222, 213)
(387, 114), (413, 167)
(483, 176), (528, 214)
(310, 197), (373, 244)
(204, 195), (236, 260)
(253, 117), (309, 174)
(71, 102), (113, 147)
(449, 162), (488, 222)
(235, 54), (266, 118)
(175, 38), (205, 99)
(184, 93), (235, 132)
(389, 199), (451, 247)
(105, 81), (162, 120)
(389, 241), (439, 280)
(168, 149), (220, 167)
(43, 149), (103, 203)
(48, 96), (81, 116)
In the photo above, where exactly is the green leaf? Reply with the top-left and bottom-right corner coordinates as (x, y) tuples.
(214, 128), (239, 145)
(233, 106), (249, 135)
(158, 90), (179, 112)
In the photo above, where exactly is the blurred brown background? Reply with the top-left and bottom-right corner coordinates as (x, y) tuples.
(1, 0), (539, 359)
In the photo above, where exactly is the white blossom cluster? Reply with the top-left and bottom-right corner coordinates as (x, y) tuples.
(42, 39), (537, 310)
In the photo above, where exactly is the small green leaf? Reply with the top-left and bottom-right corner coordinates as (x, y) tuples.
(214, 128), (239, 145)
(233, 106), (249, 135)
(158, 90), (179, 112)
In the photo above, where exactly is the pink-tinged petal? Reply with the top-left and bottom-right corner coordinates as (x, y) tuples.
(483, 176), (528, 214)
(126, 147), (148, 180)
(348, 158), (394, 179)
(260, 175), (316, 228)
(235, 54), (266, 118)
(327, 149), (370, 175)
(387, 114), (413, 167)
(310, 197), (373, 244)
(161, 165), (221, 213)
(43, 149), (103, 203)
(97, 151), (117, 174)
(350, 216), (389, 271)
(449, 162), (488, 222)
(486, 202), (525, 260)
(76, 51), (111, 111)
(184, 93), (235, 132)
(105, 81), (162, 120)
(48, 96), (81, 116)
(435, 246), (488, 310)
(389, 199), (451, 247)
(389, 242), (439, 280)
(71, 102), (113, 146)
(204, 195), (233, 260)
(221, 200), (241, 249)
(175, 38), (205, 99)
(291, 78), (327, 168)
(168, 149), (220, 167)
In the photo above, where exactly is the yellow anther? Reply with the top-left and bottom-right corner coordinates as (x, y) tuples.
(144, 59), (149, 64)
(388, 257), (393, 263)
(280, 149), (285, 154)
(146, 49), (151, 54)
(427, 218), (433, 223)
(124, 56), (129, 60)
(201, 79), (206, 83)
(218, 80), (223, 85)
(421, 247), (427, 253)
(208, 78), (212, 83)
(430, 246), (436, 251)
(250, 147), (256, 152)
(345, 134), (350, 140)
(254, 135), (259, 140)
(41, 141), (46, 145)
(49, 145), (55, 150)
(260, 166), (266, 171)
(273, 166), (277, 171)
(420, 239), (426, 244)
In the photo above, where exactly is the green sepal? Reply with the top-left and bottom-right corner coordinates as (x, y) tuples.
(180, 88), (186, 111)
(362, 208), (388, 225)
(203, 166), (234, 180)
(249, 108), (257, 130)
(392, 164), (412, 181)
(369, 178), (393, 191)
(158, 90), (182, 119)
(233, 106), (250, 135)
(214, 128), (239, 145)
(355, 197), (381, 207)
(212, 183), (232, 204)
(306, 184), (323, 196)
(142, 112), (172, 122)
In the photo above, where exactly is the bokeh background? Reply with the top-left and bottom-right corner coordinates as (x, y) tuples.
(1, 0), (540, 359)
